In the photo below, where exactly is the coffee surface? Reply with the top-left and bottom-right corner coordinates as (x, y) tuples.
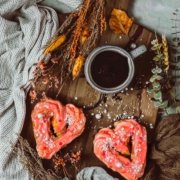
(91, 51), (129, 88)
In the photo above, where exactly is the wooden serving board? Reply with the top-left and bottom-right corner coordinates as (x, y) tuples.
(22, 0), (158, 179)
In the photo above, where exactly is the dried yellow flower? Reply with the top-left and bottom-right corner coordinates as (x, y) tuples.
(72, 55), (85, 80)
(162, 34), (169, 73)
(109, 8), (133, 35)
(44, 35), (66, 55)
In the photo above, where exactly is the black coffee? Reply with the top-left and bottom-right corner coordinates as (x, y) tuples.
(91, 51), (129, 88)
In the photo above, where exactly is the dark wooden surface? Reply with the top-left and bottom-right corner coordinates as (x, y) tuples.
(22, 0), (158, 179)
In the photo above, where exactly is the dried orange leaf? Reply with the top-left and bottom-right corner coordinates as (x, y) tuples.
(72, 55), (85, 80)
(44, 35), (66, 55)
(109, 8), (133, 35)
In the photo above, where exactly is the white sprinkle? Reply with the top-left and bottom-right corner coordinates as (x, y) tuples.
(150, 123), (154, 129)
(45, 105), (49, 109)
(37, 113), (44, 119)
(42, 129), (46, 134)
(91, 113), (94, 116)
(105, 156), (111, 162)
(125, 88), (128, 91)
(131, 43), (136, 49)
(66, 116), (73, 125)
(104, 109), (107, 114)
(79, 120), (84, 124)
(102, 144), (108, 151)
(74, 97), (78, 100)
(105, 104), (108, 108)
(116, 162), (123, 168)
(95, 113), (102, 120)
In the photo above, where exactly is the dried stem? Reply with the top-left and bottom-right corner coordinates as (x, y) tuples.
(31, 0), (106, 100)
(69, 0), (91, 58)
(12, 136), (60, 180)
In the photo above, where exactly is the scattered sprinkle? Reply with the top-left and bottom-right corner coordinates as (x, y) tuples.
(131, 43), (137, 49)
(91, 113), (94, 116)
(116, 162), (123, 168)
(150, 123), (154, 129)
(37, 113), (44, 119)
(95, 113), (102, 120)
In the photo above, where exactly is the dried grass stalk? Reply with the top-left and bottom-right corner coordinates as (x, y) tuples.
(12, 136), (60, 180)
(31, 0), (106, 99)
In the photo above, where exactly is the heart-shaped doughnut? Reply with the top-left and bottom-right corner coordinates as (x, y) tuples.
(31, 99), (86, 159)
(94, 119), (147, 180)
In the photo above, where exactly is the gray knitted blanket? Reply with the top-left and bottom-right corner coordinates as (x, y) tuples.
(0, 0), (59, 179)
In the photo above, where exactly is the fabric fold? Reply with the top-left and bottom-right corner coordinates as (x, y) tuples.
(0, 0), (58, 178)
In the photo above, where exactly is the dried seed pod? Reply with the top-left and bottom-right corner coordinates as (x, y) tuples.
(44, 35), (66, 55)
(162, 34), (169, 73)
(72, 55), (85, 80)
(80, 25), (89, 45)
